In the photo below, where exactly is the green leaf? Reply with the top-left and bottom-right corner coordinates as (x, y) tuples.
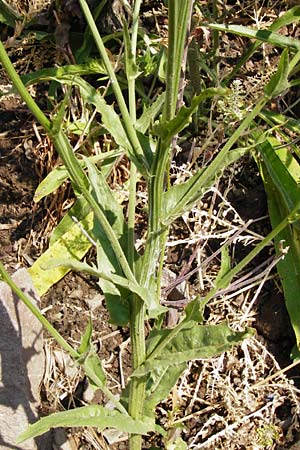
(55, 76), (146, 173)
(78, 318), (93, 355)
(75, 320), (107, 390)
(16, 406), (155, 443)
(83, 157), (129, 325)
(143, 363), (186, 418)
(258, 137), (300, 216)
(21, 70), (146, 173)
(225, 7), (300, 82)
(132, 323), (253, 377)
(0, 0), (21, 27)
(28, 211), (94, 296)
(82, 352), (107, 389)
(34, 152), (122, 202)
(184, 296), (204, 323)
(166, 437), (187, 450)
(215, 246), (231, 286)
(34, 165), (69, 202)
(162, 148), (247, 225)
(136, 93), (166, 134)
(20, 60), (107, 86)
(256, 136), (300, 350)
(205, 23), (300, 52)
(264, 49), (290, 98)
(155, 88), (229, 142)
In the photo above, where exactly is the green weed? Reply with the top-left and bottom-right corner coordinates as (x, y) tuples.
(0, 2), (300, 449)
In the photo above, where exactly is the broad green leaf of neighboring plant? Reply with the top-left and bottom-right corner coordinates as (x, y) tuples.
(264, 49), (290, 99)
(154, 88), (229, 143)
(16, 406), (155, 444)
(256, 136), (300, 352)
(132, 323), (253, 378)
(162, 148), (247, 226)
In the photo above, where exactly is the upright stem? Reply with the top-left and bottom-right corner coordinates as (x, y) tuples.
(0, 41), (51, 132)
(78, 0), (149, 174)
(140, 0), (194, 289)
(126, 2), (146, 449)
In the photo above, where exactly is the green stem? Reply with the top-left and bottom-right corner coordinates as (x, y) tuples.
(169, 95), (269, 221)
(52, 131), (137, 286)
(201, 199), (300, 307)
(125, 2), (147, 449)
(78, 0), (149, 174)
(140, 1), (193, 289)
(0, 261), (78, 358)
(0, 41), (51, 131)
(0, 38), (138, 290)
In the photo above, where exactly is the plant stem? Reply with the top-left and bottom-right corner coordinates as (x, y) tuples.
(201, 199), (300, 307)
(52, 130), (138, 286)
(125, 2), (147, 449)
(0, 261), (79, 358)
(0, 38), (138, 287)
(168, 95), (269, 221)
(78, 0), (149, 174)
(0, 41), (51, 132)
(140, 0), (193, 290)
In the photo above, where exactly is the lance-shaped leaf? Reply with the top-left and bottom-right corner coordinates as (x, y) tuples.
(34, 151), (121, 202)
(205, 23), (300, 52)
(85, 158), (165, 322)
(264, 49), (290, 99)
(143, 363), (186, 418)
(20, 60), (107, 86)
(136, 93), (166, 134)
(0, 0), (22, 27)
(256, 136), (300, 351)
(16, 406), (155, 444)
(28, 210), (94, 296)
(154, 88), (229, 143)
(21, 71), (146, 173)
(132, 323), (254, 378)
(162, 148), (247, 226)
(226, 6), (300, 82)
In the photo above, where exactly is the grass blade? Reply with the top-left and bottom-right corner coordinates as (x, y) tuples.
(205, 23), (300, 51)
